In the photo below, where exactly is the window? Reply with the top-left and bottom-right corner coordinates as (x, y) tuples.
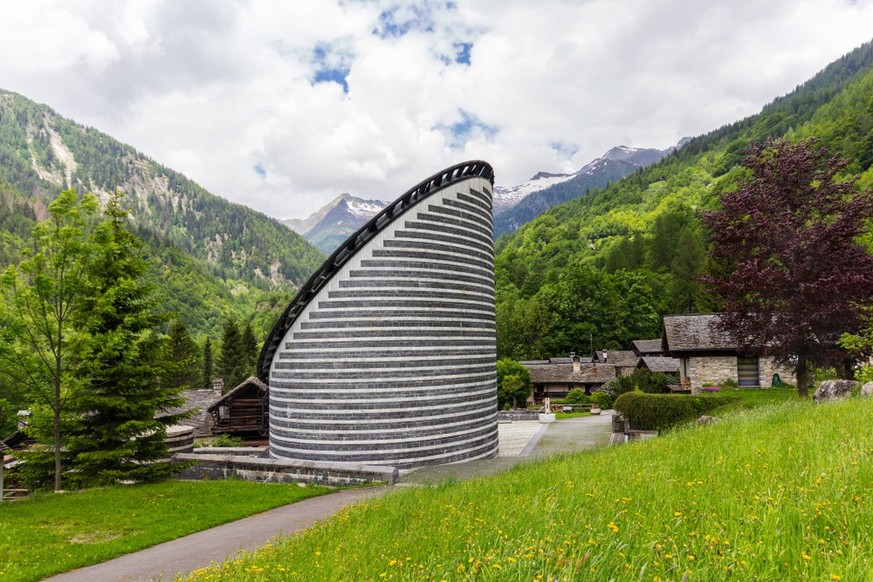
(737, 357), (760, 387)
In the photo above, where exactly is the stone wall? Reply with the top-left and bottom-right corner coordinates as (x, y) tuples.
(175, 453), (398, 486)
(681, 355), (797, 391)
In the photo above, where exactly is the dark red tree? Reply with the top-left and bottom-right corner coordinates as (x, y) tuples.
(701, 138), (873, 397)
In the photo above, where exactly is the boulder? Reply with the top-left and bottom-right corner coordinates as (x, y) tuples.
(696, 415), (718, 425)
(861, 382), (873, 397)
(813, 380), (860, 403)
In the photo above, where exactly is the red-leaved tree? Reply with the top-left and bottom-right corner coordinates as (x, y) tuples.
(701, 138), (873, 397)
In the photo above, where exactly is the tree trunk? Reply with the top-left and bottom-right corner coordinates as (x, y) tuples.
(796, 355), (810, 398)
(53, 398), (62, 492)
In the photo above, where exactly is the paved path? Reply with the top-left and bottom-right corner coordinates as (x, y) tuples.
(46, 414), (614, 581)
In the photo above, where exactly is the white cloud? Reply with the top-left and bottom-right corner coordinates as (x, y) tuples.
(0, 0), (871, 219)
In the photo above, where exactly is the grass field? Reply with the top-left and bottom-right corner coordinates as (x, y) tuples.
(0, 480), (330, 582)
(187, 397), (872, 581)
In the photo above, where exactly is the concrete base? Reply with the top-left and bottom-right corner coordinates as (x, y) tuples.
(538, 413), (556, 424)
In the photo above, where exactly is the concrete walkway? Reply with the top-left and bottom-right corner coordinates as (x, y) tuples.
(46, 414), (614, 581)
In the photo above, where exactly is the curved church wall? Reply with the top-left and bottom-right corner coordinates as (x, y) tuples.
(265, 163), (498, 467)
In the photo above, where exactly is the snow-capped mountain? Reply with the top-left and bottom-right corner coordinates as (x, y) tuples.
(282, 193), (388, 254)
(493, 143), (683, 238)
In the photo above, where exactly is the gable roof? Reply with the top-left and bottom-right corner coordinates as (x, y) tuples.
(523, 362), (617, 385)
(601, 350), (639, 368)
(663, 313), (736, 352)
(631, 339), (664, 355)
(638, 356), (681, 374)
(207, 376), (268, 412)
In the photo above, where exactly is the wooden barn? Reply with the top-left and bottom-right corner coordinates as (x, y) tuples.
(207, 377), (268, 437)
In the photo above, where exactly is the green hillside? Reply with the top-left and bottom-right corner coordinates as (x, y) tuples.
(495, 39), (873, 360)
(0, 90), (325, 338)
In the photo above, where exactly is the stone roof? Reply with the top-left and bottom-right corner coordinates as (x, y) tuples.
(523, 362), (617, 385)
(631, 339), (664, 355)
(601, 350), (639, 368)
(158, 389), (220, 438)
(663, 313), (736, 353)
(638, 356), (680, 374)
(208, 376), (268, 412)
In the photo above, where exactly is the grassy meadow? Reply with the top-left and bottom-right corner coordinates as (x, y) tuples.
(0, 480), (330, 582)
(187, 397), (872, 581)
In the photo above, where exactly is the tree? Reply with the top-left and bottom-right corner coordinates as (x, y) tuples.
(701, 138), (873, 396)
(164, 319), (200, 392)
(65, 191), (187, 486)
(202, 336), (214, 389)
(0, 190), (98, 491)
(496, 358), (532, 409)
(241, 322), (258, 378)
(218, 318), (246, 390)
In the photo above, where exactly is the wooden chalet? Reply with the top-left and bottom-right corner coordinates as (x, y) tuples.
(207, 377), (268, 437)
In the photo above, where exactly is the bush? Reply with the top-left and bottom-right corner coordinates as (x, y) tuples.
(589, 390), (615, 409)
(565, 388), (590, 405)
(606, 370), (676, 395)
(614, 392), (742, 431)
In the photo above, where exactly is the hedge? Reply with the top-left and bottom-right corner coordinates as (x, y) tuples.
(613, 391), (742, 431)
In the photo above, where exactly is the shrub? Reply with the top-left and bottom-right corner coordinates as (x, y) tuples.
(565, 388), (590, 405)
(588, 390), (614, 409)
(614, 392), (741, 431)
(719, 378), (739, 389)
(606, 369), (675, 395)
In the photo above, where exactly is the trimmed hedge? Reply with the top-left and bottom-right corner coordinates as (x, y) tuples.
(614, 392), (742, 431)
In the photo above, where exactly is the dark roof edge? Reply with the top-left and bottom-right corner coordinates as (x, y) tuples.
(257, 160), (495, 382)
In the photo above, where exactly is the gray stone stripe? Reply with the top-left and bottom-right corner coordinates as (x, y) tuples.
(269, 402), (496, 423)
(405, 219), (492, 246)
(271, 379), (495, 396)
(272, 362), (495, 379)
(415, 211), (492, 238)
(270, 391), (496, 410)
(278, 347), (495, 359)
(298, 319), (496, 330)
(348, 269), (494, 286)
(379, 240), (493, 262)
(271, 412), (495, 436)
(458, 190), (492, 212)
(284, 339), (492, 350)
(316, 299), (493, 311)
(371, 249), (493, 269)
(270, 373), (495, 391)
(426, 204), (493, 229)
(271, 420), (497, 446)
(278, 356), (496, 370)
(270, 427), (497, 456)
(337, 279), (494, 295)
(327, 287), (493, 302)
(465, 187), (493, 207)
(393, 229), (494, 255)
(308, 309), (495, 322)
(292, 328), (495, 340)
(443, 198), (493, 224)
(358, 259), (493, 279)
(272, 407), (493, 427)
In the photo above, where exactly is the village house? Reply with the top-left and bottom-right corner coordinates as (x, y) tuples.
(521, 354), (617, 403)
(663, 313), (796, 392)
(207, 376), (269, 437)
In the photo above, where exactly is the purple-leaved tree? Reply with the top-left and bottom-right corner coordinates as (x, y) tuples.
(701, 138), (873, 397)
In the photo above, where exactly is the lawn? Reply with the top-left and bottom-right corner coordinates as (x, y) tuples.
(0, 480), (330, 582)
(187, 397), (872, 581)
(709, 387), (798, 416)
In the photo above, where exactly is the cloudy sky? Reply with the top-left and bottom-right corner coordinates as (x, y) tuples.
(1, 1), (872, 220)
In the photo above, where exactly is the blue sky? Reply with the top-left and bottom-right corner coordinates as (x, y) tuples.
(0, 0), (871, 219)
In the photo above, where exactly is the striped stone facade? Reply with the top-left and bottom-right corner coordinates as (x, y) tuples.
(262, 162), (498, 468)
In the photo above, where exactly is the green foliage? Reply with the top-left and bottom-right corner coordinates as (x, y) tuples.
(209, 434), (245, 448)
(588, 390), (615, 409)
(163, 320), (201, 393)
(202, 337), (214, 389)
(496, 358), (532, 409)
(614, 392), (741, 431)
(218, 318), (255, 390)
(605, 369), (675, 396)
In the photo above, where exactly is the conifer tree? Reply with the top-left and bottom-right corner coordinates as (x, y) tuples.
(65, 192), (187, 486)
(164, 319), (200, 392)
(202, 337), (213, 389)
(218, 318), (245, 391)
(241, 322), (258, 378)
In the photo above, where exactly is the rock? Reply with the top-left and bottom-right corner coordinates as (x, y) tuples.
(861, 382), (873, 397)
(813, 379), (860, 403)
(696, 415), (718, 425)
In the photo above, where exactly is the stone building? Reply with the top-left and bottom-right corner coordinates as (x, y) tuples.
(663, 313), (796, 392)
(258, 161), (498, 468)
(521, 355), (617, 402)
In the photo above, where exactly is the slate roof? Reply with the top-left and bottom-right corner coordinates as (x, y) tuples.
(663, 313), (736, 353)
(523, 362), (617, 385)
(631, 339), (665, 356)
(158, 389), (220, 438)
(601, 350), (639, 368)
(208, 376), (268, 412)
(638, 356), (681, 374)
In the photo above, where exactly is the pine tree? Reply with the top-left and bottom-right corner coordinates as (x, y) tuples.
(218, 318), (245, 391)
(202, 337), (213, 390)
(164, 319), (200, 392)
(65, 192), (187, 486)
(241, 322), (258, 378)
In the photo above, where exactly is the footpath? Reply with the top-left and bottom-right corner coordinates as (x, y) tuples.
(47, 413), (613, 582)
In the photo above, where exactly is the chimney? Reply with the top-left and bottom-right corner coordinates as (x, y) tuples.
(212, 378), (224, 397)
(572, 353), (581, 373)
(17, 410), (31, 431)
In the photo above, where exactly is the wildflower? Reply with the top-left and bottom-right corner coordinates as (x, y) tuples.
(802, 553), (811, 561)
(607, 521), (619, 533)
(688, 554), (695, 561)
(831, 576), (841, 581)
(674, 511), (682, 517)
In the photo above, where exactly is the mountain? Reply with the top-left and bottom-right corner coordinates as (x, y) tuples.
(492, 145), (675, 238)
(282, 193), (388, 253)
(0, 89), (325, 337)
(494, 38), (873, 361)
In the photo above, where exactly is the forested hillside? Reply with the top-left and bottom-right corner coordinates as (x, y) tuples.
(0, 90), (324, 338)
(495, 39), (873, 360)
